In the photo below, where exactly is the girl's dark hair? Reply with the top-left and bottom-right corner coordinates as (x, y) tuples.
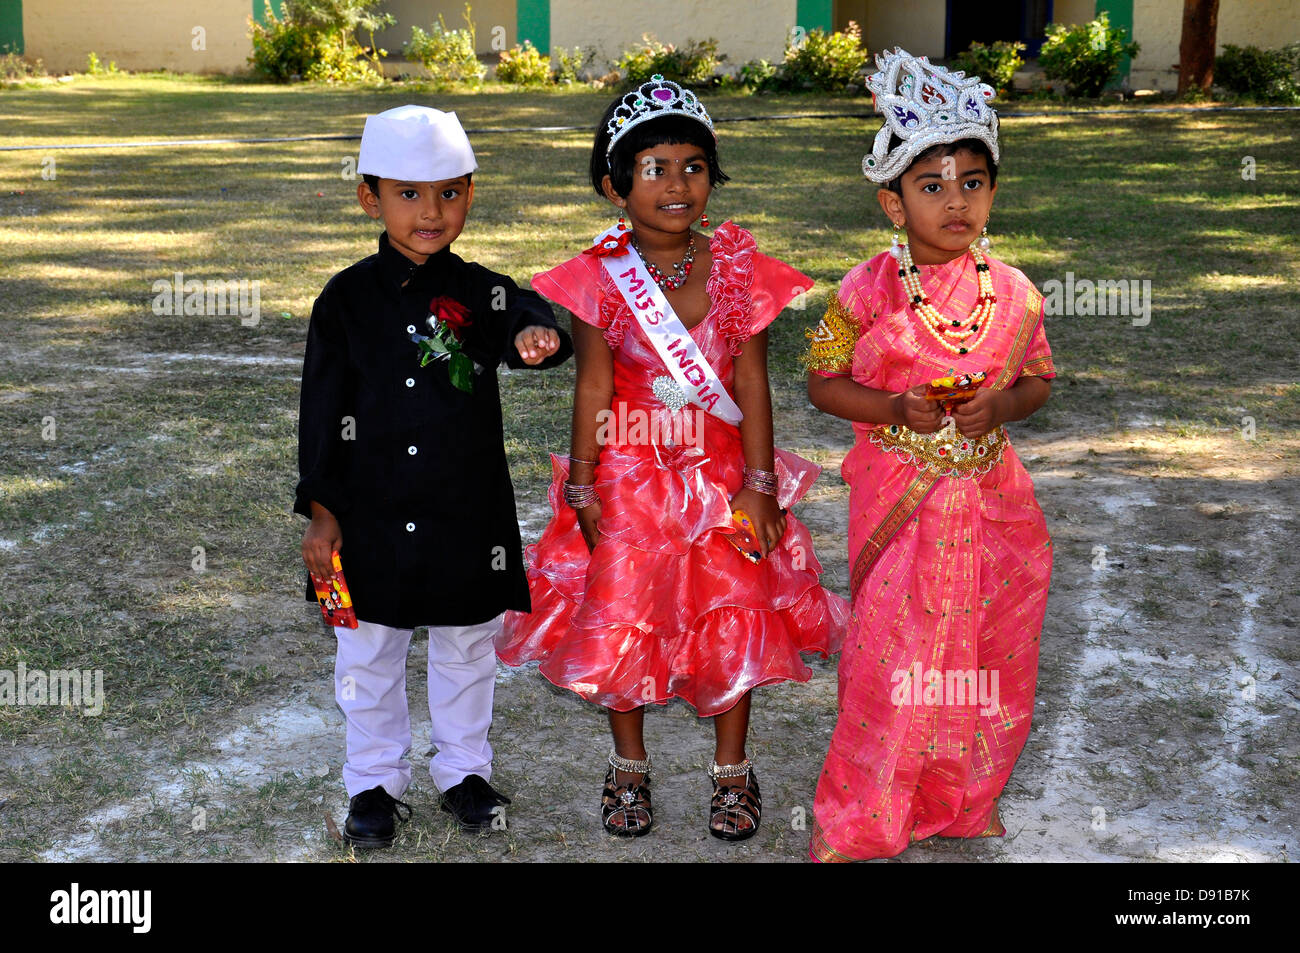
(590, 96), (729, 199)
(884, 137), (998, 194)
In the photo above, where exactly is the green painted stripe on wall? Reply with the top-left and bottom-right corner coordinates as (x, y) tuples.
(795, 0), (833, 33)
(0, 0), (22, 56)
(1095, 0), (1134, 83)
(516, 0), (549, 52)
(252, 0), (286, 25)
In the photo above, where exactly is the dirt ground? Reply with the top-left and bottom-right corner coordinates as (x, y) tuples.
(7, 341), (1295, 864)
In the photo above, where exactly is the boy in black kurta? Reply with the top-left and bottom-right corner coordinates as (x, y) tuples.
(296, 105), (572, 847)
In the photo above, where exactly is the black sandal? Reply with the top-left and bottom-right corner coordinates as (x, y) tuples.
(601, 752), (653, 837)
(708, 759), (761, 842)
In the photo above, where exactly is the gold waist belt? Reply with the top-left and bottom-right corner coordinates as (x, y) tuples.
(869, 421), (1007, 479)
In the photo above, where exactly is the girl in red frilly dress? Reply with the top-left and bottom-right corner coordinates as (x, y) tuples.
(496, 77), (848, 842)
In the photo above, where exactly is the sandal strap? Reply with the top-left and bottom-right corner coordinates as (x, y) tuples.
(609, 750), (652, 774)
(708, 758), (752, 780)
(602, 764), (653, 833)
(710, 769), (762, 832)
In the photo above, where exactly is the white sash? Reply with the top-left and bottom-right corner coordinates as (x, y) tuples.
(595, 227), (744, 426)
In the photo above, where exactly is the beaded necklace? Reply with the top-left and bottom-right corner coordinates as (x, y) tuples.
(631, 234), (696, 291)
(897, 242), (997, 356)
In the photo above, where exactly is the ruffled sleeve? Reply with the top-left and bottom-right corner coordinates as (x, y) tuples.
(706, 221), (814, 355)
(531, 253), (631, 350)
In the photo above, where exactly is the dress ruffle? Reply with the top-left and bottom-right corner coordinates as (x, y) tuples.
(592, 222), (756, 354)
(498, 455), (848, 717)
(500, 224), (848, 717)
(596, 269), (631, 350)
(705, 222), (756, 355)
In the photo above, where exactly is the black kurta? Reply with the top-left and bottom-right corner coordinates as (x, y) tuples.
(295, 232), (573, 628)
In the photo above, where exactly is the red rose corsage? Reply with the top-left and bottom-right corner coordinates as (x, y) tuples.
(582, 230), (632, 258)
(429, 296), (472, 341)
(413, 296), (476, 393)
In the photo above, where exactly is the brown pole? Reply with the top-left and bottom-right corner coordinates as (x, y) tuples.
(1177, 0), (1221, 96)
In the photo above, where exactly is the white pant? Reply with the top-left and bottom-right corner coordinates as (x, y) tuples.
(334, 614), (503, 799)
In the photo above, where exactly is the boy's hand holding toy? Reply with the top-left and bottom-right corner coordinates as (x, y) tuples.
(303, 502), (343, 583)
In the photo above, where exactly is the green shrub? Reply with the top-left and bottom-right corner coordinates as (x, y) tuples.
(405, 6), (484, 88)
(775, 20), (868, 91)
(287, 0), (393, 75)
(1215, 43), (1300, 103)
(551, 45), (592, 85)
(249, 0), (386, 83)
(736, 58), (778, 91)
(496, 40), (550, 86)
(304, 40), (382, 83)
(0, 53), (45, 82)
(1039, 12), (1140, 97)
(617, 35), (720, 85)
(86, 52), (122, 75)
(951, 40), (1025, 95)
(250, 6), (322, 80)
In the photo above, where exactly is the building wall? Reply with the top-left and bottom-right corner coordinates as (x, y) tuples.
(16, 0), (1299, 82)
(1053, 0), (1098, 28)
(1130, 0), (1300, 91)
(26, 0), (254, 73)
(373, 0), (516, 58)
(859, 0), (946, 59)
(548, 0), (799, 69)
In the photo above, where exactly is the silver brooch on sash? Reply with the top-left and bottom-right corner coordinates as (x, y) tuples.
(651, 374), (690, 413)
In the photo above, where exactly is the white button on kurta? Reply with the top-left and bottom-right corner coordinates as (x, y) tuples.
(407, 445), (417, 455)
(406, 324), (416, 334)
(405, 522), (415, 532)
(405, 378), (415, 387)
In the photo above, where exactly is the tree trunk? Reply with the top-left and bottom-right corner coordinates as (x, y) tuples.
(1177, 0), (1220, 95)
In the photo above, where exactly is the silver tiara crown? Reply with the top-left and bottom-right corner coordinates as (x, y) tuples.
(862, 47), (999, 183)
(606, 74), (715, 157)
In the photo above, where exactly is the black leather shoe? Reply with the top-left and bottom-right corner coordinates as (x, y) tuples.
(439, 775), (511, 832)
(343, 785), (412, 848)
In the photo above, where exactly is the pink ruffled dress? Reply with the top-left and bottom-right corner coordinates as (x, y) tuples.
(496, 222), (849, 716)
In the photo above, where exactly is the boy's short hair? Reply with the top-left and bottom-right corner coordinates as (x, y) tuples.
(362, 172), (473, 193)
(884, 137), (998, 195)
(589, 97), (729, 199)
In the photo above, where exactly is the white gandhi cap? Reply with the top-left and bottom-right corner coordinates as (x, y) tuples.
(357, 105), (478, 182)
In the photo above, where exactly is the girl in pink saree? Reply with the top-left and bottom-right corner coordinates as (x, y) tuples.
(805, 49), (1055, 862)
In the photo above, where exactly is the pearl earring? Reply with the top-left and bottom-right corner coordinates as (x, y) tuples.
(888, 221), (906, 260)
(977, 222), (991, 251)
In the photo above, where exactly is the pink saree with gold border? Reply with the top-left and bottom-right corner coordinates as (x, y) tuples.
(806, 249), (1055, 862)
